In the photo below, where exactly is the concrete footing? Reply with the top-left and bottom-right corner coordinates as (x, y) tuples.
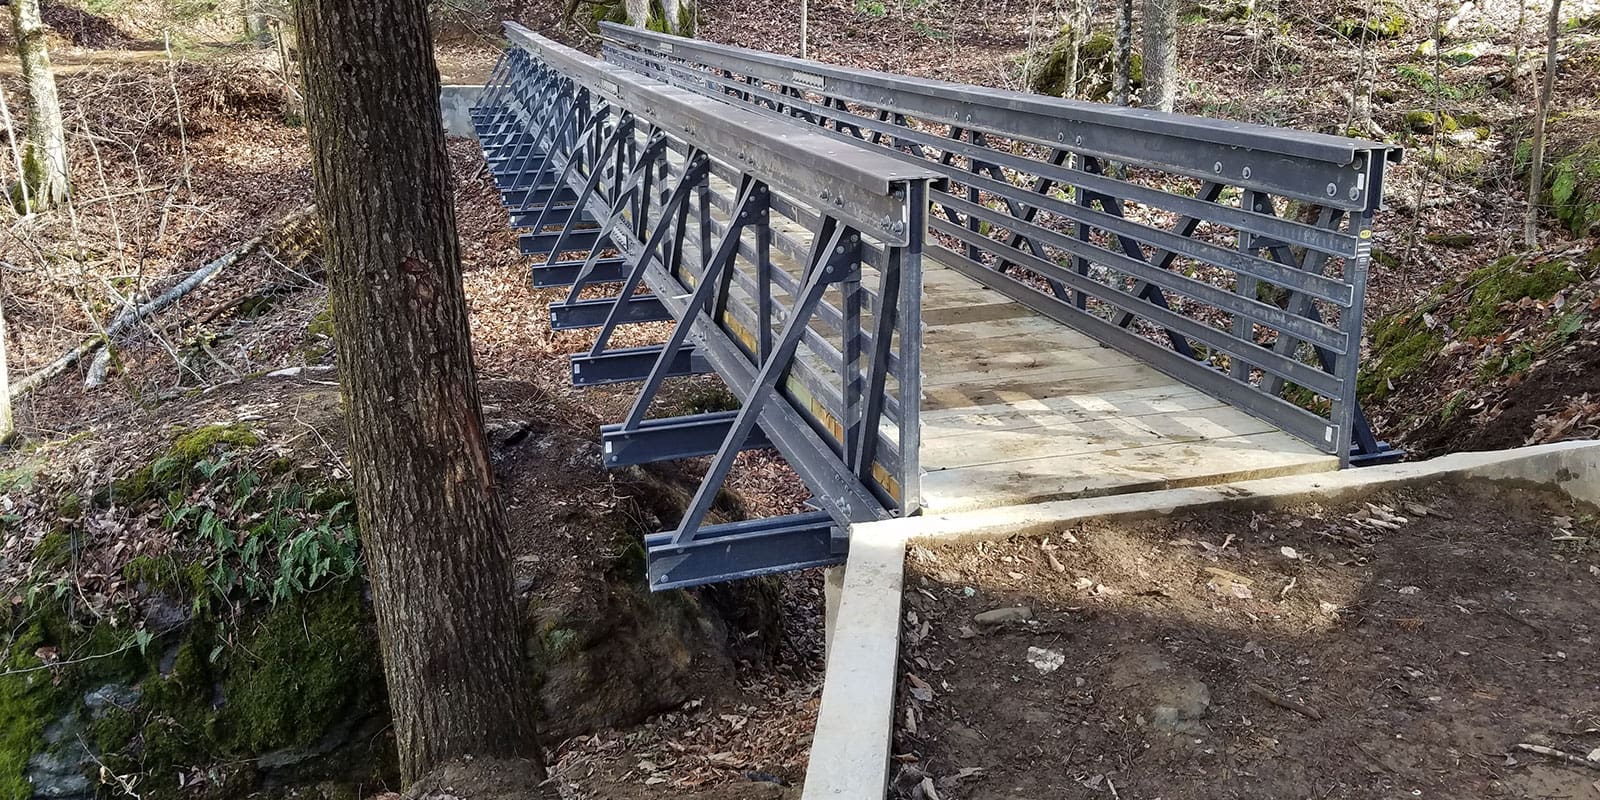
(800, 440), (1600, 800)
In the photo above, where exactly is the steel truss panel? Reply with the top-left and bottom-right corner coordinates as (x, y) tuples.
(643, 511), (844, 590)
(569, 343), (709, 386)
(475, 25), (935, 589)
(532, 256), (630, 288)
(600, 410), (772, 467)
(548, 295), (671, 330)
(599, 26), (1400, 465)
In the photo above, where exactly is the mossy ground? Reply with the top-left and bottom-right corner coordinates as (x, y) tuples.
(1361, 252), (1589, 409)
(2, 423), (388, 800)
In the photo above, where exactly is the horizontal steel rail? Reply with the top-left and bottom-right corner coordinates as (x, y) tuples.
(474, 24), (936, 589)
(600, 24), (1402, 464)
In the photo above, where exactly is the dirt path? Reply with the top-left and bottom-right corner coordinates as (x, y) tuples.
(896, 480), (1600, 799)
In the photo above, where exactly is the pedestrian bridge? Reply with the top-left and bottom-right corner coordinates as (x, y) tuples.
(470, 23), (1401, 589)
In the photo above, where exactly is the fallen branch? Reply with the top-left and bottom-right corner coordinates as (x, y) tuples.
(1514, 743), (1600, 770)
(1248, 682), (1324, 720)
(10, 204), (315, 398)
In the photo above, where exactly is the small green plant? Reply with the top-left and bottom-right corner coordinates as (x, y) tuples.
(855, 0), (887, 16)
(912, 20), (949, 39)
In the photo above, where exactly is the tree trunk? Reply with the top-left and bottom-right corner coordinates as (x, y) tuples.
(1114, 0), (1134, 106)
(1062, 0), (1084, 100)
(1523, 0), (1562, 247)
(292, 0), (543, 786)
(1, 290), (13, 444)
(11, 0), (69, 211)
(1141, 0), (1180, 112)
(800, 0), (808, 57)
(625, 0), (650, 27)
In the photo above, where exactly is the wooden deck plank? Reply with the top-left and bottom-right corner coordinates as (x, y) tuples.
(915, 253), (1336, 511)
(919, 431), (1339, 512)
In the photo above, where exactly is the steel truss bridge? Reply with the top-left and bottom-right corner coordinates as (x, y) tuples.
(470, 23), (1402, 590)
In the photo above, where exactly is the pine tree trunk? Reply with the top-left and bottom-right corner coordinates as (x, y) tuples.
(292, 0), (543, 786)
(1524, 0), (1562, 247)
(1114, 0), (1134, 106)
(1141, 0), (1180, 112)
(11, 0), (69, 211)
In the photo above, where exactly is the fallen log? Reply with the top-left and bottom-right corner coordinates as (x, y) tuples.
(9, 204), (316, 399)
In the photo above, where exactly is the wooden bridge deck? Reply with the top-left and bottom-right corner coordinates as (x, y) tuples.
(663, 169), (1337, 516)
(915, 259), (1338, 513)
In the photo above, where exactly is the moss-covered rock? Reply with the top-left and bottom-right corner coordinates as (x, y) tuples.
(1335, 2), (1405, 38)
(1028, 28), (1141, 100)
(0, 621), (72, 799)
(1548, 141), (1600, 237)
(211, 582), (383, 754)
(1403, 109), (1459, 134)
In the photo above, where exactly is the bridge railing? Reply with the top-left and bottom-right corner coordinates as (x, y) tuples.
(474, 24), (936, 589)
(599, 23), (1403, 465)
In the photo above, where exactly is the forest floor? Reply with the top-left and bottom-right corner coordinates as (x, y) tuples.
(0, 0), (1598, 797)
(896, 480), (1600, 799)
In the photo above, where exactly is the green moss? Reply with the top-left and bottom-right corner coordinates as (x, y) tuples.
(1359, 313), (1443, 401)
(31, 528), (76, 572)
(123, 555), (210, 601)
(1403, 109), (1458, 133)
(1336, 4), (1404, 38)
(1547, 142), (1600, 237)
(109, 424), (260, 506)
(1395, 64), (1481, 100)
(0, 456), (43, 493)
(1371, 248), (1402, 270)
(210, 581), (381, 754)
(1028, 28), (1140, 100)
(303, 302), (337, 363)
(1424, 232), (1475, 248)
(56, 493), (82, 521)
(0, 620), (73, 799)
(1458, 255), (1580, 338)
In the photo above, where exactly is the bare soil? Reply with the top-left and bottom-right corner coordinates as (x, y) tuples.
(896, 480), (1600, 800)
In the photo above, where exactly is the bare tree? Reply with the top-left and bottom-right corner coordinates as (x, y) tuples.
(1062, 0), (1088, 99)
(625, 0), (650, 27)
(1142, 0), (1180, 112)
(1114, 0), (1135, 106)
(10, 0), (69, 211)
(293, 0), (544, 786)
(1524, 0), (1563, 247)
(801, 0), (809, 57)
(1, 288), (12, 445)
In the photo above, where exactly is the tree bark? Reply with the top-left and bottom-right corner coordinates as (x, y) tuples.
(800, 0), (808, 57)
(625, 0), (650, 27)
(1062, 0), (1085, 100)
(292, 0), (543, 786)
(1114, 0), (1134, 106)
(1524, 0), (1562, 247)
(1, 288), (13, 444)
(11, 0), (69, 211)
(1141, 0), (1180, 112)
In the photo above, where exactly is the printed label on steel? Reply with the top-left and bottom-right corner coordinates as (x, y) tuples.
(791, 70), (826, 91)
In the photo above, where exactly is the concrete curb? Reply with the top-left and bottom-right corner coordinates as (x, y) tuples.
(802, 440), (1600, 800)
